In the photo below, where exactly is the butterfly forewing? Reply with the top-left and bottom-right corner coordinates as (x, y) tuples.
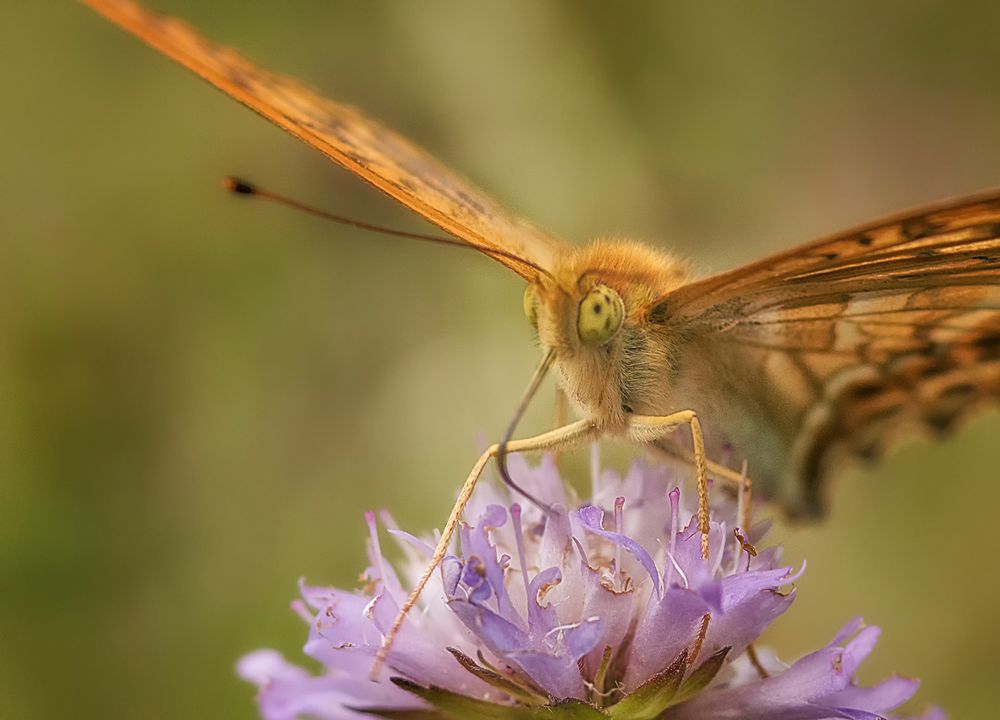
(661, 190), (1000, 322)
(655, 193), (1000, 516)
(82, 0), (566, 280)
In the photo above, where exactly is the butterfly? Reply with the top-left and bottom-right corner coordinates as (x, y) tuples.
(84, 1), (1000, 663)
(83, 0), (1000, 515)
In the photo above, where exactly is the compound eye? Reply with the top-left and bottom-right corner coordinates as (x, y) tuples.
(577, 284), (624, 345)
(523, 283), (540, 328)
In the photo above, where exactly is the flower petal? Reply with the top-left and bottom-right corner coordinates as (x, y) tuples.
(623, 588), (710, 691)
(575, 504), (662, 598)
(822, 675), (920, 713)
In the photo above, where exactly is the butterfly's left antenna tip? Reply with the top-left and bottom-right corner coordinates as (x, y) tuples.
(223, 176), (256, 195)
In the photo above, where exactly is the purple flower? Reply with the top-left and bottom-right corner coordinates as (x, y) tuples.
(239, 456), (943, 719)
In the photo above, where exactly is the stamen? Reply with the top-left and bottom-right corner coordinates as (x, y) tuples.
(664, 549), (689, 589)
(614, 496), (625, 591)
(362, 594), (379, 620)
(592, 645), (614, 701)
(747, 643), (770, 678)
(737, 459), (751, 537)
(710, 515), (727, 576)
(544, 617), (600, 648)
(664, 488), (680, 590)
(733, 529), (757, 573)
(510, 503), (533, 612)
(732, 464), (748, 574)
(786, 560), (808, 584)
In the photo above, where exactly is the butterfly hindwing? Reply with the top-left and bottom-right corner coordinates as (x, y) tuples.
(656, 192), (1000, 516)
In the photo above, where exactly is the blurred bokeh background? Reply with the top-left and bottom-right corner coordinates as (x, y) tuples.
(4, 1), (999, 717)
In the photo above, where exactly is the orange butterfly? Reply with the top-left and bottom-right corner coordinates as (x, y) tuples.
(83, 0), (1000, 669)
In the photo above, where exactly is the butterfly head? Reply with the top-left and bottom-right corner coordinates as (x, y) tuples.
(522, 240), (690, 428)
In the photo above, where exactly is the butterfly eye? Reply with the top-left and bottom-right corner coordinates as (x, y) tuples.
(577, 284), (624, 345)
(523, 283), (540, 328)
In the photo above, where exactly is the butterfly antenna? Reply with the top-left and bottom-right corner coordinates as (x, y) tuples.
(497, 349), (558, 516)
(223, 177), (553, 279)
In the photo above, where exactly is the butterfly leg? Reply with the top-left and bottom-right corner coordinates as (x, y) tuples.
(372, 418), (597, 679)
(655, 441), (756, 562)
(657, 441), (756, 541)
(652, 439), (755, 527)
(625, 411), (714, 560)
(650, 440), (750, 491)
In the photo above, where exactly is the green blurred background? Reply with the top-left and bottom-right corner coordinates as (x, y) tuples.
(4, 1), (999, 718)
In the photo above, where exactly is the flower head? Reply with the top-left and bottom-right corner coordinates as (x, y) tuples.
(240, 456), (942, 719)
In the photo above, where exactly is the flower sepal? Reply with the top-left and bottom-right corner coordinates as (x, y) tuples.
(445, 647), (548, 706)
(605, 650), (688, 720)
(365, 677), (609, 719)
(605, 645), (730, 720)
(364, 645), (734, 720)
